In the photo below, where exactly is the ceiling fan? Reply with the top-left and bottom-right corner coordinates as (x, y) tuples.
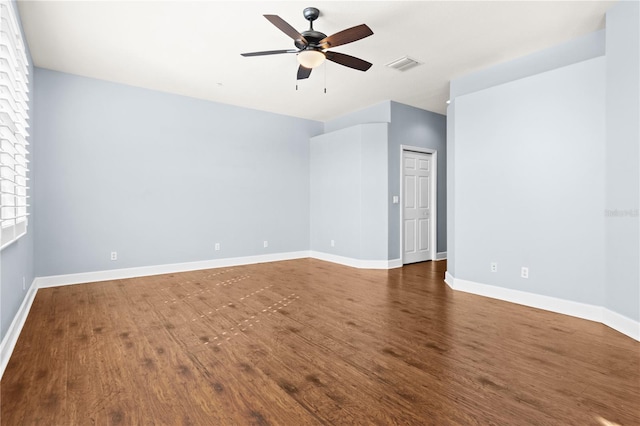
(241, 7), (373, 80)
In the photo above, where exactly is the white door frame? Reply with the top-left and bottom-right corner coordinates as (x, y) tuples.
(400, 145), (437, 264)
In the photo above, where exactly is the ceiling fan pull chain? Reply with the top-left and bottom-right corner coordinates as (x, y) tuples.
(324, 61), (327, 94)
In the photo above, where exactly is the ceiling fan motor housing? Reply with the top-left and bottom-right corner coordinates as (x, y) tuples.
(295, 30), (327, 50)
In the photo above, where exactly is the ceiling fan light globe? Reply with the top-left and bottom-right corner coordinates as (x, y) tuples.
(297, 50), (325, 68)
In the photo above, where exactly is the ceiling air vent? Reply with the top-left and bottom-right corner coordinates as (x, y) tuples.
(385, 56), (422, 72)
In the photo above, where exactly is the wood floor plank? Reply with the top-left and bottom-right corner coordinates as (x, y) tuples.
(2, 259), (639, 425)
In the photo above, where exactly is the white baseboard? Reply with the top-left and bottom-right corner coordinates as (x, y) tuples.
(445, 274), (639, 342)
(436, 251), (447, 260)
(0, 279), (38, 380)
(35, 251), (405, 290)
(309, 251), (400, 269)
(444, 271), (454, 286)
(602, 309), (640, 341)
(35, 251), (311, 288)
(387, 258), (403, 269)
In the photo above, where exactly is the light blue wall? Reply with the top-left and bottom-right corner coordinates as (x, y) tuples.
(323, 101), (391, 134)
(33, 69), (322, 276)
(360, 124), (390, 261)
(451, 57), (606, 305)
(1, 1), (36, 342)
(446, 106), (456, 276)
(310, 123), (388, 260)
(448, 4), (639, 325)
(323, 100), (447, 261)
(450, 29), (605, 99)
(388, 102), (446, 259)
(310, 126), (362, 257)
(605, 1), (640, 321)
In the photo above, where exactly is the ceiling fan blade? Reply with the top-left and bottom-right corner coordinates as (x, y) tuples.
(241, 49), (298, 57)
(264, 15), (308, 45)
(319, 24), (373, 49)
(297, 65), (312, 80)
(325, 51), (372, 72)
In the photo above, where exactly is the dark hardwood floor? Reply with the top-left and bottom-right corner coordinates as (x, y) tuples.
(1, 259), (638, 425)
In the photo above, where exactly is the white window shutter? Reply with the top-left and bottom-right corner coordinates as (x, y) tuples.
(0, 1), (29, 250)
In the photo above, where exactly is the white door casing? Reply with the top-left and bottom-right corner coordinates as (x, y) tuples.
(402, 149), (435, 264)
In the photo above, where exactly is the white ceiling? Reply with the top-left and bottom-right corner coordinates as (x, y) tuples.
(17, 0), (615, 121)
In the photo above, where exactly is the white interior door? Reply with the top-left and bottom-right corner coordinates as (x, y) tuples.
(403, 151), (432, 264)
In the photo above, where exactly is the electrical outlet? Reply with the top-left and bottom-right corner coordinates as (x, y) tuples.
(490, 262), (498, 273)
(215, 243), (220, 251)
(22, 276), (26, 291)
(331, 239), (335, 247)
(521, 267), (529, 279)
(110, 251), (118, 261)
(263, 240), (268, 248)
